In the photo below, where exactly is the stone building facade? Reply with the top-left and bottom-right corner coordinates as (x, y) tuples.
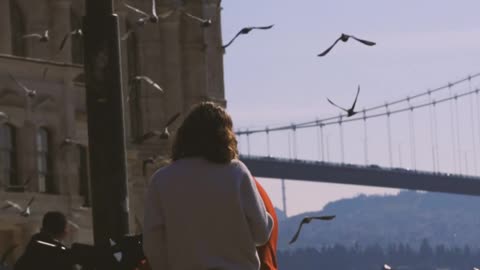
(0, 0), (224, 264)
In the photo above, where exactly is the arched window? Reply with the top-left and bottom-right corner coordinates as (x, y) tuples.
(0, 124), (18, 187)
(78, 145), (90, 206)
(126, 24), (143, 138)
(70, 8), (84, 64)
(9, 0), (26, 57)
(37, 128), (54, 193)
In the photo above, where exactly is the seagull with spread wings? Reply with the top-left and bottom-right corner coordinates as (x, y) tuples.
(134, 113), (181, 143)
(127, 75), (164, 102)
(1, 197), (35, 217)
(289, 215), (335, 244)
(222, 24), (274, 49)
(23, 30), (49, 42)
(327, 85), (361, 117)
(58, 29), (83, 52)
(318, 33), (376, 57)
(8, 72), (37, 98)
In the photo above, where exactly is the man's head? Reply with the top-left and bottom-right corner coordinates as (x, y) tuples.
(41, 211), (68, 240)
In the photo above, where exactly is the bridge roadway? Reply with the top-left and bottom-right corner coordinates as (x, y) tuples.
(240, 155), (480, 196)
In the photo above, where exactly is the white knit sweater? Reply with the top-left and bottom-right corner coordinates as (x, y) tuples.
(143, 158), (273, 270)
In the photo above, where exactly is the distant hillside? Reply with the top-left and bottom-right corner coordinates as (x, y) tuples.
(278, 191), (480, 251)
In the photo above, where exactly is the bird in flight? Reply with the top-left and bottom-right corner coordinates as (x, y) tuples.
(8, 72), (37, 98)
(58, 29), (83, 52)
(1, 197), (35, 217)
(222, 25), (274, 49)
(23, 30), (49, 42)
(134, 112), (181, 143)
(317, 33), (376, 57)
(128, 75), (164, 102)
(132, 76), (164, 93)
(383, 264), (393, 270)
(181, 8), (213, 27)
(327, 85), (361, 117)
(289, 215), (335, 244)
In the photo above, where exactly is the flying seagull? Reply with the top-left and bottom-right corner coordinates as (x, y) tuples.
(383, 264), (393, 270)
(124, 0), (172, 24)
(181, 9), (213, 27)
(317, 33), (375, 57)
(134, 112), (181, 143)
(289, 215), (335, 244)
(132, 76), (164, 93)
(23, 30), (49, 42)
(1, 197), (35, 217)
(0, 111), (8, 124)
(222, 25), (274, 49)
(127, 75), (164, 102)
(8, 72), (37, 98)
(327, 85), (361, 117)
(58, 29), (83, 52)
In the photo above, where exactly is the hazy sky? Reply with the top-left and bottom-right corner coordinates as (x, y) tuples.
(220, 0), (480, 216)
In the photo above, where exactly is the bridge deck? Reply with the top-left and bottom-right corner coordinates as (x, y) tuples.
(240, 155), (480, 196)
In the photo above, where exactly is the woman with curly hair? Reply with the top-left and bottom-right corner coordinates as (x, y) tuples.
(143, 102), (273, 270)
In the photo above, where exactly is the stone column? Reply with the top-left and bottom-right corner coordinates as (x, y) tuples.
(0, 0), (12, 54)
(203, 0), (226, 106)
(48, 0), (72, 62)
(159, 4), (184, 127)
(180, 1), (208, 111)
(19, 120), (38, 192)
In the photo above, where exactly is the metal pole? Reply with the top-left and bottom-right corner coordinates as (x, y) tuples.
(83, 1), (129, 267)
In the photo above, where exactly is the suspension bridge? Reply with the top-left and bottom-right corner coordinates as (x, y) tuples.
(236, 73), (480, 197)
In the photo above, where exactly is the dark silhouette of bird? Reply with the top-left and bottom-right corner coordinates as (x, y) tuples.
(1, 196), (35, 217)
(23, 30), (49, 42)
(7, 72), (37, 98)
(0, 245), (17, 269)
(327, 85), (361, 117)
(317, 33), (376, 57)
(289, 215), (335, 244)
(58, 29), (83, 52)
(0, 112), (8, 124)
(222, 25), (274, 49)
(134, 112), (180, 143)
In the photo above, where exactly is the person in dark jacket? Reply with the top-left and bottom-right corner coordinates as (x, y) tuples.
(14, 211), (73, 270)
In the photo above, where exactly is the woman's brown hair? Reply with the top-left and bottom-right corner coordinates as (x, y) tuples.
(171, 102), (238, 164)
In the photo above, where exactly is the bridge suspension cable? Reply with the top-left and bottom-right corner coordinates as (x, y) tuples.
(236, 73), (480, 136)
(237, 86), (480, 135)
(339, 115), (345, 164)
(363, 110), (368, 165)
(468, 79), (478, 174)
(385, 104), (393, 167)
(408, 101), (417, 170)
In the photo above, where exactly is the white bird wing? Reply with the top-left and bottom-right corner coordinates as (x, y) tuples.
(124, 3), (150, 17)
(3, 201), (23, 212)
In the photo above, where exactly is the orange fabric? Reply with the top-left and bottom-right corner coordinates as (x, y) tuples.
(254, 179), (278, 270)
